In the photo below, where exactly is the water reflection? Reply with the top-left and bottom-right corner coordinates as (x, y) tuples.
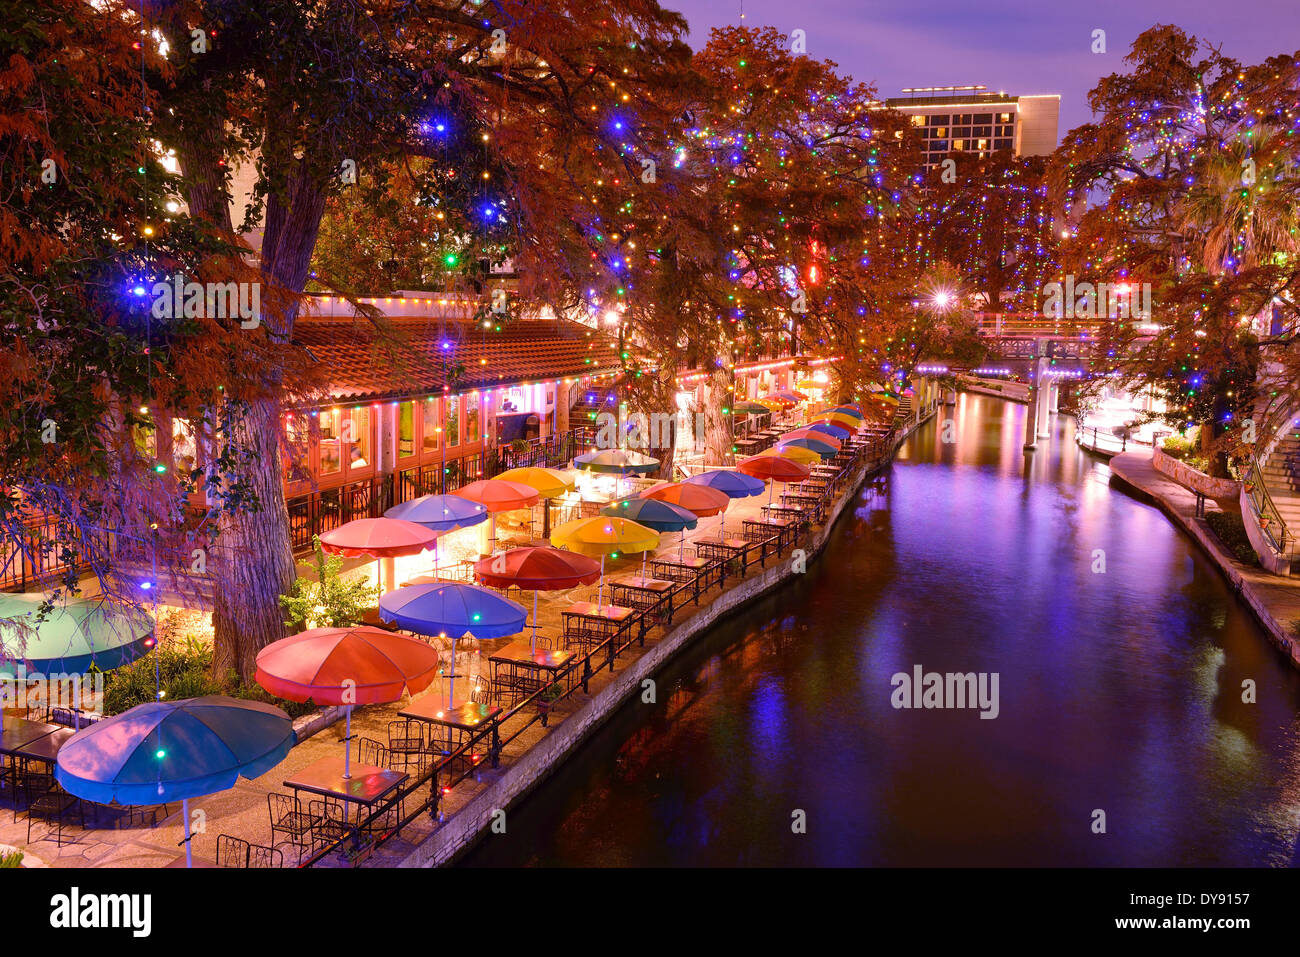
(461, 395), (1300, 867)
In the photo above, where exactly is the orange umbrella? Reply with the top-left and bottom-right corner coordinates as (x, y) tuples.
(640, 481), (730, 517)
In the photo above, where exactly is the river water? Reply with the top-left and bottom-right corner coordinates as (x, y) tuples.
(461, 395), (1300, 867)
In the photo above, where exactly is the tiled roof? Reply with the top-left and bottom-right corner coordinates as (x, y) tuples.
(292, 314), (623, 403)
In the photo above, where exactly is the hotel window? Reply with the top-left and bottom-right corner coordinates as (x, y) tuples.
(952, 140), (964, 151)
(423, 398), (439, 453)
(973, 126), (991, 137)
(397, 401), (416, 459)
(977, 139), (988, 150)
(974, 113), (992, 123)
(927, 114), (949, 126)
(910, 115), (925, 127)
(934, 126), (947, 138)
(994, 138), (1013, 150)
(999, 112), (1012, 123)
(444, 395), (460, 447)
(466, 393), (481, 443)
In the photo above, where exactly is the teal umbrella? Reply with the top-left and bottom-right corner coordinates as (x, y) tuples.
(0, 593), (154, 674)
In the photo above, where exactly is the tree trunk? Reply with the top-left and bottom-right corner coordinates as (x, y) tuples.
(207, 154), (330, 682)
(703, 339), (735, 466)
(209, 395), (299, 681)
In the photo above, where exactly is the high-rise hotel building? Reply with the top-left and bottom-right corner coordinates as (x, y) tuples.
(884, 86), (1060, 169)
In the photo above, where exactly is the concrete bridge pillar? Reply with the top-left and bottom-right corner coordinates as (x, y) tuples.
(943, 388), (957, 406)
(1036, 367), (1052, 438)
(1049, 381), (1060, 414)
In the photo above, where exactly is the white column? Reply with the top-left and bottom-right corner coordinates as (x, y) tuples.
(1036, 361), (1051, 438)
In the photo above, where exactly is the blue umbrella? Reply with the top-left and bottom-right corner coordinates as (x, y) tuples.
(56, 695), (295, 867)
(601, 497), (698, 532)
(385, 493), (488, 532)
(380, 583), (527, 706)
(803, 421), (851, 441)
(684, 470), (766, 499)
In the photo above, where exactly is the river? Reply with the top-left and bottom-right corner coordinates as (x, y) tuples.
(460, 395), (1300, 866)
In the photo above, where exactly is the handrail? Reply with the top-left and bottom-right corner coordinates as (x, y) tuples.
(1245, 453), (1292, 559)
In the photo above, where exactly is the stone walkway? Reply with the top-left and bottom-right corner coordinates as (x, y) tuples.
(1109, 451), (1300, 668)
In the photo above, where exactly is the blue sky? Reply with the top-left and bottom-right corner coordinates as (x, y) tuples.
(668, 0), (1300, 143)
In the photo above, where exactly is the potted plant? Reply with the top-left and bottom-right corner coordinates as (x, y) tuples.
(536, 681), (564, 725)
(279, 536), (380, 632)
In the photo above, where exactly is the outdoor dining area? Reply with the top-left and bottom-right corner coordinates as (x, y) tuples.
(0, 399), (894, 868)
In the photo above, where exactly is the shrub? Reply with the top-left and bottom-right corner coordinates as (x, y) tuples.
(102, 634), (224, 716)
(1163, 431), (1198, 458)
(279, 536), (379, 631)
(1206, 510), (1259, 566)
(0, 850), (23, 868)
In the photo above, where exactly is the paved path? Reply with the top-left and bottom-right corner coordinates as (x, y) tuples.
(1109, 451), (1300, 669)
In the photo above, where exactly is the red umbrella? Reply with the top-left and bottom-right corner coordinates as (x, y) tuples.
(473, 546), (601, 652)
(319, 518), (440, 591)
(452, 479), (543, 555)
(737, 454), (812, 509)
(255, 626), (440, 778)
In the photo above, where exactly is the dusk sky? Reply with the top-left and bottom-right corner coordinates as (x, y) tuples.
(670, 0), (1300, 143)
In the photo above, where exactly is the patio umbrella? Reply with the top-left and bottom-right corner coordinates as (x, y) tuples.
(473, 547), (601, 653)
(602, 497), (698, 570)
(572, 449), (661, 475)
(775, 437), (838, 460)
(732, 400), (771, 415)
(781, 428), (842, 452)
(451, 479), (541, 555)
(683, 469), (766, 499)
(803, 421), (852, 441)
(771, 389), (808, 402)
(550, 516), (660, 609)
(385, 494), (488, 532)
(827, 405), (865, 420)
(318, 518), (440, 591)
(496, 466), (575, 540)
(766, 443), (822, 464)
(640, 481), (730, 544)
(737, 453), (812, 507)
(755, 397), (790, 411)
(255, 627), (439, 778)
(639, 481), (730, 516)
(379, 583), (526, 706)
(811, 411), (862, 429)
(55, 696), (295, 867)
(0, 593), (154, 676)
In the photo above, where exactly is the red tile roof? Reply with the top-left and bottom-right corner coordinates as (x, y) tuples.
(293, 314), (623, 403)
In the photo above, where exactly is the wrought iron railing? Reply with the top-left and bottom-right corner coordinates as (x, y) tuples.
(1244, 453), (1294, 562)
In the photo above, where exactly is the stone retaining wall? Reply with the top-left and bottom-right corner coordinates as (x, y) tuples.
(1152, 447), (1241, 500)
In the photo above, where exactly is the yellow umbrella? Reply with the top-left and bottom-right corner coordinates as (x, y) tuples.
(796, 378), (827, 391)
(551, 516), (661, 610)
(811, 412), (861, 429)
(498, 466), (575, 540)
(755, 398), (787, 411)
(759, 445), (820, 465)
(496, 467), (573, 499)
